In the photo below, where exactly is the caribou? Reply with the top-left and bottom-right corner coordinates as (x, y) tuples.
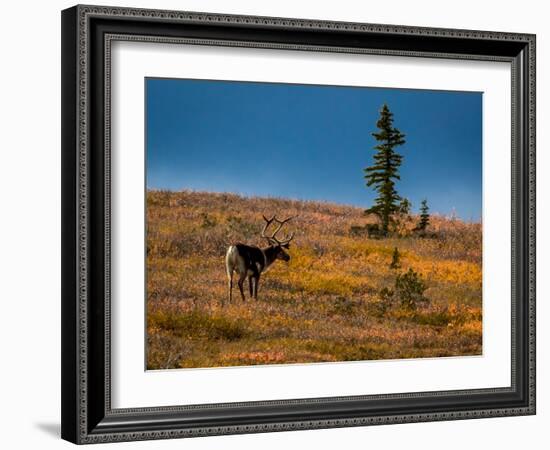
(225, 215), (295, 303)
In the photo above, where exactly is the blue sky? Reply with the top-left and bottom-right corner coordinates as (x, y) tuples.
(146, 78), (482, 221)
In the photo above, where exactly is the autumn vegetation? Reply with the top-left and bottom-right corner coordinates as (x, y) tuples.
(146, 190), (482, 369)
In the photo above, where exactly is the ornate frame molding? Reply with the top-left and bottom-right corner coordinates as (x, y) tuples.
(62, 5), (536, 444)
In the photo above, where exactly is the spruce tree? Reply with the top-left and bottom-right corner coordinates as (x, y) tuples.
(398, 198), (411, 216)
(416, 199), (430, 232)
(364, 104), (406, 235)
(390, 247), (401, 270)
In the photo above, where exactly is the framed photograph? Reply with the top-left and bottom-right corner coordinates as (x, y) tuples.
(61, 5), (536, 444)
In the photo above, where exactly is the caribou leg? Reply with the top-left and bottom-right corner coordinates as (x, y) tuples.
(226, 269), (234, 305)
(237, 273), (247, 302)
(248, 277), (254, 297)
(253, 276), (260, 300)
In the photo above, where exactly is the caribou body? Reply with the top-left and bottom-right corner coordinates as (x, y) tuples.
(225, 215), (295, 303)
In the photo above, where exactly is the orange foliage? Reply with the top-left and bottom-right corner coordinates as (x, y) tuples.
(146, 190), (482, 369)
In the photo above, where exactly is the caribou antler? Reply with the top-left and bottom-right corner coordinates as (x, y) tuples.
(262, 215), (295, 246)
(261, 215), (276, 242)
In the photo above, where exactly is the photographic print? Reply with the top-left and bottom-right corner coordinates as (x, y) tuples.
(145, 78), (482, 370)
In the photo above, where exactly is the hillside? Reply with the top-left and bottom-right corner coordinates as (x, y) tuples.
(146, 190), (482, 369)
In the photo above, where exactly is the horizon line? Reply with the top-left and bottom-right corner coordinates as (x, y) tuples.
(146, 187), (482, 224)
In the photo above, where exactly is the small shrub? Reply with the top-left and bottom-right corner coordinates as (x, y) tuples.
(374, 268), (429, 316)
(395, 268), (429, 311)
(389, 247), (401, 270)
(366, 223), (383, 239)
(349, 223), (392, 239)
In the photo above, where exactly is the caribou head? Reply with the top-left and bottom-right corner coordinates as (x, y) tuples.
(260, 214), (295, 262)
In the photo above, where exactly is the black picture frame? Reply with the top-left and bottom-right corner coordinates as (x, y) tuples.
(61, 4), (536, 444)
